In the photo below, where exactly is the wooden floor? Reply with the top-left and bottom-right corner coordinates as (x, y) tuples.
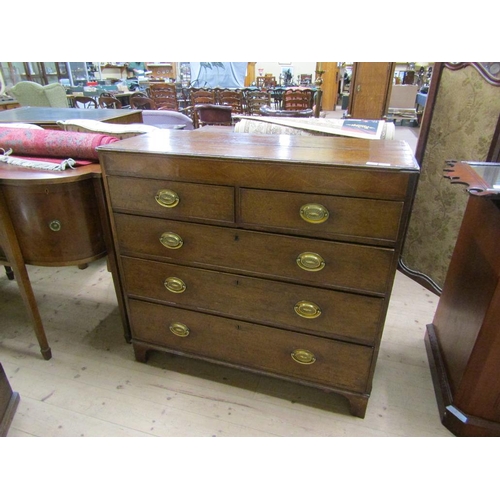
(0, 257), (453, 437)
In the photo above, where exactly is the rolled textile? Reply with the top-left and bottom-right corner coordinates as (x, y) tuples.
(0, 127), (119, 161)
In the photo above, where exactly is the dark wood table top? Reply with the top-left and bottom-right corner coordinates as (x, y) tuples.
(0, 106), (142, 126)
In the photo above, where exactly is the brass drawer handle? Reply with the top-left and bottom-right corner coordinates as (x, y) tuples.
(49, 219), (62, 231)
(164, 277), (186, 293)
(294, 300), (322, 319)
(296, 252), (325, 272)
(291, 349), (316, 365)
(155, 189), (180, 208)
(160, 232), (183, 249)
(169, 322), (190, 337)
(300, 203), (329, 224)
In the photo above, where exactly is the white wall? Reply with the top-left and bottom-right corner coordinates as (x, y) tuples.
(254, 62), (317, 84)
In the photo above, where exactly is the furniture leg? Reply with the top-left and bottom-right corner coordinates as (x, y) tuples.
(0, 190), (52, 360)
(4, 266), (14, 280)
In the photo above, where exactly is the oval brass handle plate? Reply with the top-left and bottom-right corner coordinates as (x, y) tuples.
(294, 300), (321, 319)
(160, 232), (183, 249)
(155, 189), (180, 208)
(164, 277), (186, 293)
(296, 252), (325, 272)
(169, 322), (190, 337)
(49, 220), (62, 232)
(291, 349), (316, 365)
(300, 203), (329, 224)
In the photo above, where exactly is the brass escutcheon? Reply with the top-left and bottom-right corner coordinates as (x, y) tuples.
(160, 232), (183, 249)
(164, 277), (186, 293)
(169, 322), (190, 337)
(294, 300), (322, 319)
(155, 189), (180, 208)
(300, 203), (329, 224)
(296, 252), (325, 272)
(291, 349), (316, 365)
(49, 220), (62, 231)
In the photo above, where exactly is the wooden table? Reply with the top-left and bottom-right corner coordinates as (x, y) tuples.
(0, 99), (19, 112)
(0, 106), (143, 129)
(0, 147), (130, 362)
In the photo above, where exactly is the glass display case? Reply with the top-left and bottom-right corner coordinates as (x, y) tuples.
(0, 62), (70, 87)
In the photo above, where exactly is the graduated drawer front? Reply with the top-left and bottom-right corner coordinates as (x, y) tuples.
(129, 299), (374, 393)
(107, 176), (235, 223)
(115, 213), (394, 295)
(239, 188), (404, 243)
(122, 257), (384, 344)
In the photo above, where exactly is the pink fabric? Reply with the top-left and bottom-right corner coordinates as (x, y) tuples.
(0, 127), (118, 161)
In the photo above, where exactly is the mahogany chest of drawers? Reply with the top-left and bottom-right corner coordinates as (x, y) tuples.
(98, 130), (419, 418)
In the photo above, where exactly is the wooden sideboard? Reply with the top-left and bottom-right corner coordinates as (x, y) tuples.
(0, 362), (19, 436)
(98, 131), (419, 417)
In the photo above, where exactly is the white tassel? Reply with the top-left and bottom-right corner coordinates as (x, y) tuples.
(0, 148), (76, 171)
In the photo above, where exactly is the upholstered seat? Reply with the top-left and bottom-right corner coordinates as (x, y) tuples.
(7, 81), (69, 108)
(141, 110), (194, 130)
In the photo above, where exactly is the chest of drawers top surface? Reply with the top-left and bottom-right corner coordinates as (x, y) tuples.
(98, 129), (418, 172)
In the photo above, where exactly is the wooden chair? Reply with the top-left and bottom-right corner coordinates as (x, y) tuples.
(244, 90), (271, 115)
(217, 89), (244, 115)
(182, 88), (217, 120)
(73, 96), (98, 108)
(190, 89), (216, 106)
(194, 104), (233, 128)
(98, 95), (122, 109)
(149, 83), (179, 111)
(282, 89), (314, 111)
(130, 96), (157, 110)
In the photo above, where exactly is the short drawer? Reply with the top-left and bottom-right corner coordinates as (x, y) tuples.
(115, 214), (395, 295)
(106, 176), (235, 223)
(129, 299), (374, 393)
(239, 188), (403, 244)
(122, 257), (384, 344)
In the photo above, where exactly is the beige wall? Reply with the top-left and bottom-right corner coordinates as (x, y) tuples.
(254, 62), (317, 85)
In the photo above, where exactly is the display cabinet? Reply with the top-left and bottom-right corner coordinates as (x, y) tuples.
(426, 161), (500, 436)
(0, 62), (69, 87)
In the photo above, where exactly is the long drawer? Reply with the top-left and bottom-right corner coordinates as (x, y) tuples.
(129, 299), (374, 393)
(107, 176), (235, 223)
(115, 213), (395, 294)
(122, 257), (384, 345)
(239, 188), (404, 244)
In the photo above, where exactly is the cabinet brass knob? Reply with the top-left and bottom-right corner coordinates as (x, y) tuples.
(169, 322), (190, 337)
(155, 189), (180, 208)
(291, 349), (316, 365)
(160, 232), (183, 249)
(49, 220), (62, 231)
(294, 300), (322, 319)
(300, 203), (329, 224)
(164, 277), (186, 293)
(296, 252), (325, 272)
